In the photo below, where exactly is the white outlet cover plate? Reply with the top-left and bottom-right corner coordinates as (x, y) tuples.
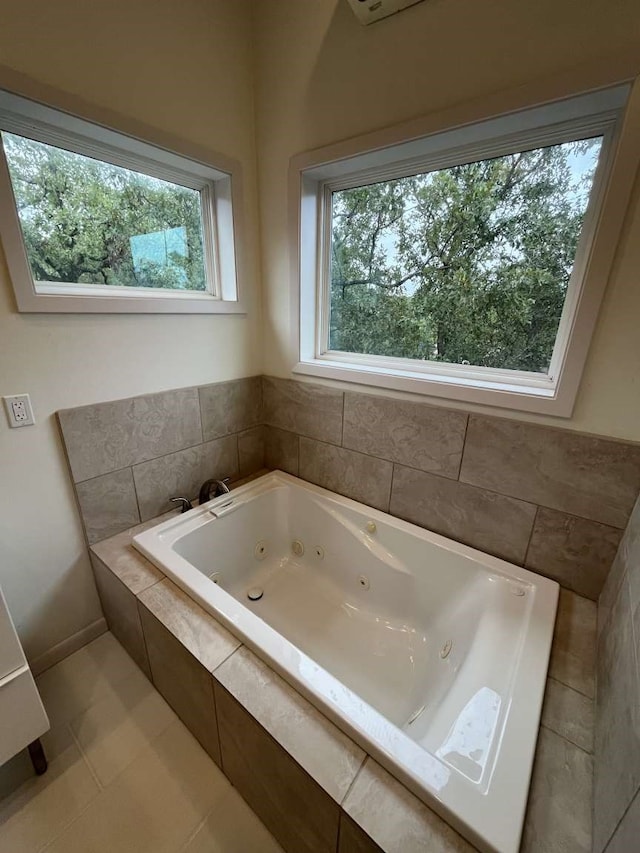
(346, 0), (425, 25)
(3, 394), (35, 428)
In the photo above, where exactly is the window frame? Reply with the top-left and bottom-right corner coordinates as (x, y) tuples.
(292, 82), (639, 416)
(0, 89), (244, 314)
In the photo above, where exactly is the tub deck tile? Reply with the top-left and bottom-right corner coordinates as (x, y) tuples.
(548, 589), (597, 699)
(214, 645), (366, 804)
(342, 758), (475, 853)
(90, 510), (173, 593)
(541, 677), (594, 753)
(138, 579), (240, 673)
(521, 727), (593, 853)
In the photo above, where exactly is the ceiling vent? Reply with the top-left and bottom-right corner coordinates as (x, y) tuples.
(346, 0), (426, 25)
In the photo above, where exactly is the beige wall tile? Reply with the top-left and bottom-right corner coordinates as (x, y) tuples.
(390, 464), (536, 563)
(541, 677), (594, 753)
(90, 555), (151, 679)
(214, 646), (365, 803)
(343, 392), (467, 479)
(263, 376), (344, 445)
(521, 727), (592, 853)
(549, 589), (596, 699)
(215, 681), (340, 853)
(265, 425), (299, 475)
(299, 437), (393, 511)
(338, 814), (384, 853)
(594, 576), (640, 853)
(132, 435), (238, 520)
(76, 468), (140, 544)
(199, 377), (263, 442)
(238, 425), (265, 476)
(526, 509), (622, 601)
(599, 495), (640, 637)
(58, 387), (203, 483)
(139, 604), (221, 766)
(342, 759), (474, 853)
(138, 579), (240, 673)
(460, 416), (640, 528)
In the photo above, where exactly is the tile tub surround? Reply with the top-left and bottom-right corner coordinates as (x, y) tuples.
(58, 376), (264, 543)
(263, 376), (640, 601)
(59, 373), (640, 595)
(88, 514), (597, 853)
(594, 494), (640, 853)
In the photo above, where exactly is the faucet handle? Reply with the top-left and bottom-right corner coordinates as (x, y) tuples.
(170, 496), (193, 513)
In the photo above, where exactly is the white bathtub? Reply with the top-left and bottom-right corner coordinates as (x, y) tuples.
(133, 471), (558, 853)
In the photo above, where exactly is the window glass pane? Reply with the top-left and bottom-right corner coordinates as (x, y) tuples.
(329, 137), (602, 373)
(2, 132), (208, 291)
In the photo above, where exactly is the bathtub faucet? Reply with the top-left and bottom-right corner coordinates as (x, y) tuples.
(198, 477), (231, 505)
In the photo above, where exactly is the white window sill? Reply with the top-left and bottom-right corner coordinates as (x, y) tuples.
(293, 358), (571, 417)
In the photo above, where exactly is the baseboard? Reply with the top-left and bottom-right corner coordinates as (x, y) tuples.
(29, 617), (108, 676)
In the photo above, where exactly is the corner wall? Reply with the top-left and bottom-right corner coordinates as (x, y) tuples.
(594, 496), (640, 851)
(252, 0), (640, 442)
(0, 0), (261, 666)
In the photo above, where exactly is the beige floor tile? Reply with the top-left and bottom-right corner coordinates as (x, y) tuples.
(36, 632), (140, 726)
(0, 742), (100, 853)
(44, 720), (229, 853)
(180, 786), (284, 853)
(70, 668), (177, 786)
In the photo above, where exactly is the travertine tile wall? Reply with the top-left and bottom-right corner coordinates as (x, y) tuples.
(594, 495), (640, 853)
(263, 375), (640, 601)
(58, 377), (264, 544)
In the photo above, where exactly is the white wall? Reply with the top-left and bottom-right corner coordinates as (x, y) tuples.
(252, 0), (640, 441)
(0, 0), (261, 665)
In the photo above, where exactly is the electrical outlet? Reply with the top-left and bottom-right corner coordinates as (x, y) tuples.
(3, 394), (35, 428)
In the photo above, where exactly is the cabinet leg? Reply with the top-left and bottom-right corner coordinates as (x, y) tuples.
(28, 738), (48, 775)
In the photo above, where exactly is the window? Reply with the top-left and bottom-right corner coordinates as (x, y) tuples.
(0, 90), (242, 313)
(294, 85), (635, 415)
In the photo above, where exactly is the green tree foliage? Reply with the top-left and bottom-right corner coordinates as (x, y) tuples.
(3, 133), (206, 290)
(330, 138), (601, 373)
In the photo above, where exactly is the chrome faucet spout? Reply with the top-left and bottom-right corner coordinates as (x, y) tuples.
(198, 478), (231, 505)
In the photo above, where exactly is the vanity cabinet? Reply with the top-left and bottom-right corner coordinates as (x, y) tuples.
(0, 585), (49, 770)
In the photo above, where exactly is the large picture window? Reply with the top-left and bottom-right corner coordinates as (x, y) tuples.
(295, 85), (634, 415)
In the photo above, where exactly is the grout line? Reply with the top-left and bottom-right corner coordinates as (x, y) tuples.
(387, 463), (396, 514)
(130, 465), (143, 523)
(196, 386), (205, 445)
(602, 783), (640, 853)
(539, 720), (593, 757)
(136, 598), (154, 680)
(456, 412), (470, 481)
(67, 722), (103, 792)
(340, 392), (345, 447)
(522, 505), (540, 567)
(209, 675), (225, 777)
(339, 754), (368, 807)
(548, 671), (595, 702)
(210, 642), (244, 676)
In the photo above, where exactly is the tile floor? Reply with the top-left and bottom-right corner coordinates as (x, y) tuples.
(0, 632), (284, 853)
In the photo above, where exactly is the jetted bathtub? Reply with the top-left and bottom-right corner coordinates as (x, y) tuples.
(133, 471), (558, 853)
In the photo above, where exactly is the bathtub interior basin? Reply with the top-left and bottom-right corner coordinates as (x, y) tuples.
(133, 471), (559, 853)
